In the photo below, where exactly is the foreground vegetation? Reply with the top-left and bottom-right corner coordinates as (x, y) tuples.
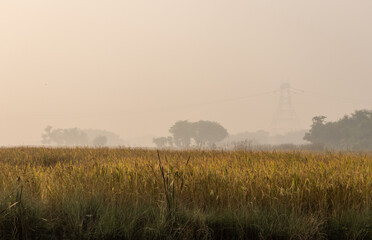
(0, 148), (371, 239)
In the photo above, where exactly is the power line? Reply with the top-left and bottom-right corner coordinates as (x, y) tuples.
(167, 89), (279, 109)
(293, 89), (372, 105)
(3, 87), (371, 118)
(2, 89), (280, 117)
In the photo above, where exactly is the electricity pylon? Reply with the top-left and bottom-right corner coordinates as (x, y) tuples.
(270, 83), (301, 135)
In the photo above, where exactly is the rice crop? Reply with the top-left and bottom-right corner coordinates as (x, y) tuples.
(0, 147), (371, 239)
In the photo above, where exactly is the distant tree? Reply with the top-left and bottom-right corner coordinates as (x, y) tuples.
(92, 136), (107, 147)
(42, 126), (125, 147)
(167, 136), (174, 147)
(84, 129), (124, 146)
(41, 125), (54, 144)
(168, 120), (229, 148)
(63, 128), (90, 146)
(153, 137), (168, 148)
(303, 116), (327, 146)
(41, 126), (90, 146)
(169, 121), (195, 148)
(304, 110), (372, 150)
(192, 120), (228, 147)
(41, 126), (66, 145)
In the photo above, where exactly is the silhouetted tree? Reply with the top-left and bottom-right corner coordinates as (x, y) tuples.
(303, 116), (327, 146)
(169, 121), (195, 148)
(168, 120), (228, 148)
(304, 110), (372, 150)
(193, 120), (228, 147)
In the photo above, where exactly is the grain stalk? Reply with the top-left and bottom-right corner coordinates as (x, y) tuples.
(157, 150), (191, 219)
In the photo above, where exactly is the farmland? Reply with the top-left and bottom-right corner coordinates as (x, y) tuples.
(0, 147), (371, 239)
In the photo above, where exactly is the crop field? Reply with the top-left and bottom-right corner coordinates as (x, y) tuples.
(0, 147), (371, 239)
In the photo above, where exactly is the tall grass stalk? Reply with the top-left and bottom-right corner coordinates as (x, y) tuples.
(0, 147), (370, 239)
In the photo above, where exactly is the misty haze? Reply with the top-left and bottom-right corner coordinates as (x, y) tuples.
(1, 1), (372, 239)
(1, 0), (372, 148)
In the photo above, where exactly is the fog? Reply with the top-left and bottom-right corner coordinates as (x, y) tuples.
(1, 0), (372, 146)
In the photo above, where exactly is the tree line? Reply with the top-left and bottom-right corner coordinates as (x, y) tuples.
(41, 126), (124, 147)
(304, 110), (372, 150)
(153, 120), (228, 148)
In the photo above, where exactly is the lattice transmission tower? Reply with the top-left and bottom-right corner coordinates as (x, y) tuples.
(270, 83), (301, 135)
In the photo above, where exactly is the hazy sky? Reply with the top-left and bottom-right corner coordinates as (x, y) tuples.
(1, 0), (372, 145)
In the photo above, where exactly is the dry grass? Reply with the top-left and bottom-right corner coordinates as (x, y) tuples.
(0, 147), (371, 239)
